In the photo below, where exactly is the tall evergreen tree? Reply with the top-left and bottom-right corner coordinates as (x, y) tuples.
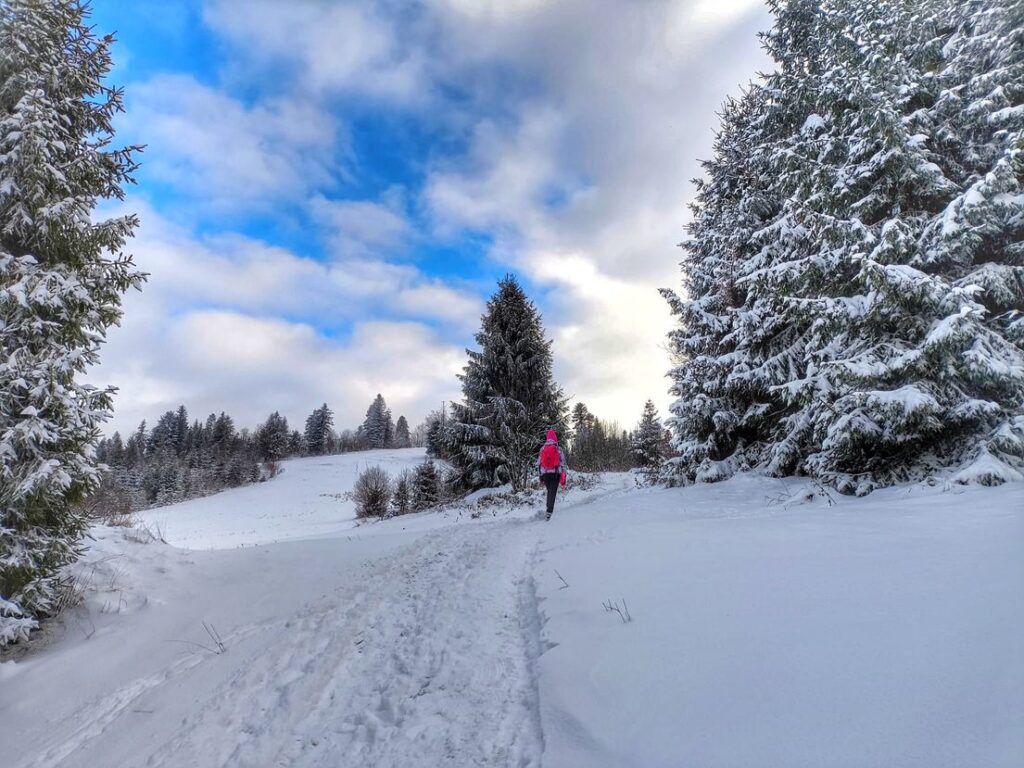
(105, 432), (125, 466)
(173, 405), (188, 456)
(663, 0), (1024, 493)
(442, 276), (567, 490)
(393, 415), (412, 449)
(303, 403), (334, 456)
(412, 460), (440, 510)
(631, 400), (667, 469)
(571, 402), (594, 443)
(255, 411), (290, 462)
(382, 406), (394, 448)
(358, 394), (391, 449)
(0, 0), (144, 644)
(423, 409), (447, 459)
(390, 470), (412, 517)
(287, 429), (304, 456)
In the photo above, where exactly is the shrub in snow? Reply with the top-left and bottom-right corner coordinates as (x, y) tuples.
(354, 466), (391, 518)
(662, 0), (1024, 494)
(0, 0), (144, 645)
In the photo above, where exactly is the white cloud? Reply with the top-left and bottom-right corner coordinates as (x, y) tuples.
(203, 0), (429, 101)
(425, 109), (567, 237)
(115, 202), (480, 326)
(93, 204), (479, 434)
(397, 283), (483, 328)
(312, 191), (411, 259)
(122, 74), (340, 208)
(527, 251), (675, 426)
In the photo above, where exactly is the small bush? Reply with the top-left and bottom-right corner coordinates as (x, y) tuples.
(80, 476), (134, 526)
(354, 466), (392, 518)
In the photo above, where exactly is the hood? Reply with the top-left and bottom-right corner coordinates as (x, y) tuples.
(546, 430), (558, 443)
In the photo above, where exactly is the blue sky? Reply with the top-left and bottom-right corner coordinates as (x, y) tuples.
(89, 0), (771, 435)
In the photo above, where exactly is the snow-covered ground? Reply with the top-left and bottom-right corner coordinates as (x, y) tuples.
(2, 450), (1022, 767)
(136, 448), (433, 549)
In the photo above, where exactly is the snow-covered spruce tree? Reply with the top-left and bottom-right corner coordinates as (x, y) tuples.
(255, 411), (290, 462)
(0, 0), (143, 644)
(442, 276), (567, 491)
(287, 429), (303, 456)
(631, 400), (666, 470)
(910, 0), (1024, 485)
(393, 415), (411, 449)
(662, 0), (1024, 493)
(303, 403), (334, 456)
(390, 469), (412, 516)
(382, 407), (393, 447)
(764, 0), (1024, 491)
(412, 459), (440, 510)
(358, 394), (391, 449)
(423, 408), (447, 458)
(661, 82), (790, 484)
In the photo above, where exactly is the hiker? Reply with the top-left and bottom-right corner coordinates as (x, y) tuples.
(538, 429), (567, 520)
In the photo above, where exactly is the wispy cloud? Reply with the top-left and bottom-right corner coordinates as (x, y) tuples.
(203, 0), (431, 101)
(122, 74), (342, 209)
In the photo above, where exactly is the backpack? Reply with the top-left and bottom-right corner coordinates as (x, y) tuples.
(540, 444), (561, 470)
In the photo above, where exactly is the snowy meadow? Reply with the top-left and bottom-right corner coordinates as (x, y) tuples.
(3, 451), (1021, 767)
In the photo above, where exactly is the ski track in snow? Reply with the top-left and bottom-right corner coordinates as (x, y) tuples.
(15, 485), (629, 768)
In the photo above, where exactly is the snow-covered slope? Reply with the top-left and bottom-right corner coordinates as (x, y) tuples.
(137, 448), (432, 549)
(535, 475), (1024, 767)
(2, 455), (1021, 768)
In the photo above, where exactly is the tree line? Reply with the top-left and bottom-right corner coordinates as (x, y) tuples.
(90, 395), (420, 513)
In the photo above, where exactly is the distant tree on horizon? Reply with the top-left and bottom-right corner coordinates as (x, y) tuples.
(358, 394), (393, 450)
(393, 415), (412, 449)
(304, 403), (335, 456)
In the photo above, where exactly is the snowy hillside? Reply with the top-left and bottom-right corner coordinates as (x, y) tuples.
(136, 448), (433, 549)
(2, 451), (1022, 767)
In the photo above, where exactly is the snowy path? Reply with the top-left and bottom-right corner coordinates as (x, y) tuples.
(140, 522), (546, 768)
(7, 480), (635, 768)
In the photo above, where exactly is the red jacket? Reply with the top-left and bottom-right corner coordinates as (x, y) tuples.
(538, 431), (567, 477)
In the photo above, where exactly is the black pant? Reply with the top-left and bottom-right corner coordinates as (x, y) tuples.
(543, 473), (560, 518)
